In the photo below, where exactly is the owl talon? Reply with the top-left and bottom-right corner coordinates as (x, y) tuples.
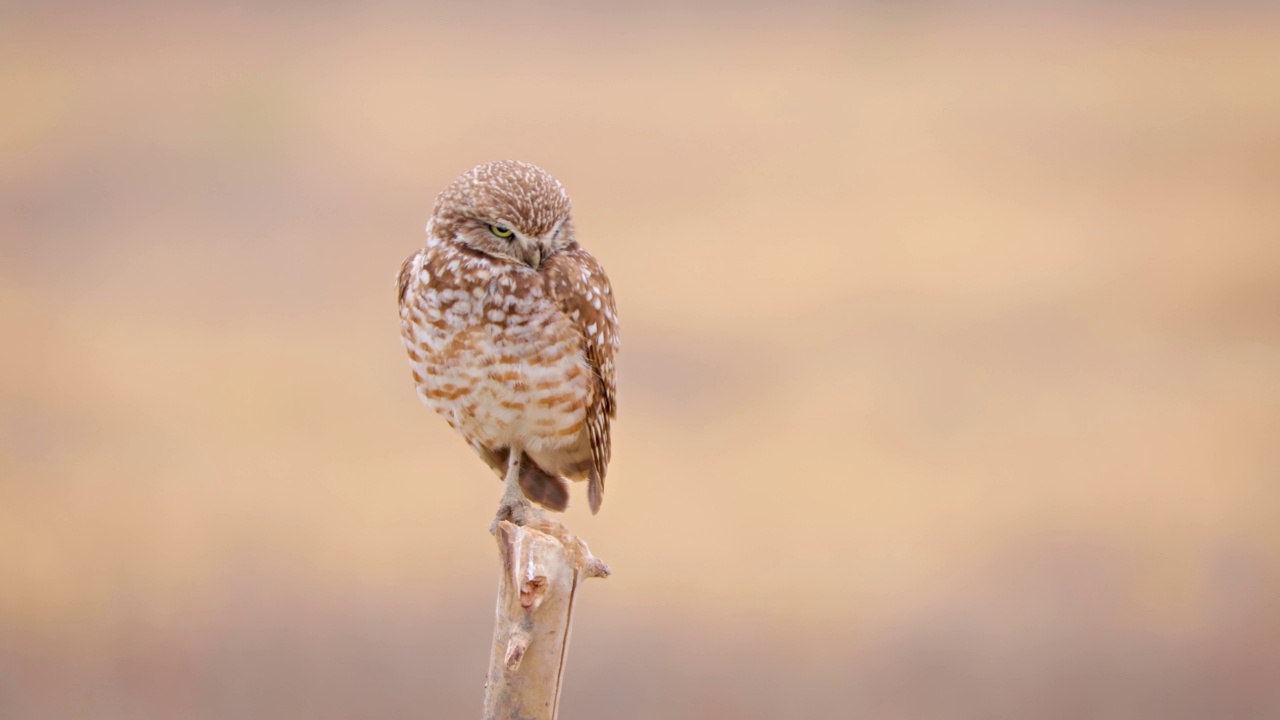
(490, 495), (534, 534)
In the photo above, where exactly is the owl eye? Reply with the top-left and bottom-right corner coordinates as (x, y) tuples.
(489, 224), (514, 239)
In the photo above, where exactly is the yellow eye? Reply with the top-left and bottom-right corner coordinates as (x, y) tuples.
(489, 224), (514, 239)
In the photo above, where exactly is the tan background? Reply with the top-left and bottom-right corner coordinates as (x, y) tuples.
(3, 2), (1279, 718)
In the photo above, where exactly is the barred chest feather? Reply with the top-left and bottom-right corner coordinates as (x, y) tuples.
(399, 245), (591, 454)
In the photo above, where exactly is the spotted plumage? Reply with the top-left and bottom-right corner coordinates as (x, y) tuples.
(397, 161), (619, 518)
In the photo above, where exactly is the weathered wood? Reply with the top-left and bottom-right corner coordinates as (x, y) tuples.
(483, 518), (610, 720)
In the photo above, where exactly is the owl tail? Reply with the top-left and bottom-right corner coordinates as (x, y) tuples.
(518, 457), (570, 512)
(588, 468), (603, 515)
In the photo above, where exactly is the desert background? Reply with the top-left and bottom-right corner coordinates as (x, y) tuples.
(3, 1), (1279, 718)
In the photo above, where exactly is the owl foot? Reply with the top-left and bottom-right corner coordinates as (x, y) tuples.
(490, 494), (535, 535)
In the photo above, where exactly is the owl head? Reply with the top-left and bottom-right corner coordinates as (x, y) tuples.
(427, 160), (575, 269)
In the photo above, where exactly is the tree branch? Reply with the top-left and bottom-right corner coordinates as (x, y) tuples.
(483, 518), (610, 720)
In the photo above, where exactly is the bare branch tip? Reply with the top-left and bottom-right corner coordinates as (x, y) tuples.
(583, 557), (612, 579)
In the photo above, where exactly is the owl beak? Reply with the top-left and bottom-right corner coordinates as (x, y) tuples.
(527, 245), (543, 269)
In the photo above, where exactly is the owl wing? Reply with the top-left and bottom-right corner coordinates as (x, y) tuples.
(547, 245), (619, 514)
(396, 249), (421, 306)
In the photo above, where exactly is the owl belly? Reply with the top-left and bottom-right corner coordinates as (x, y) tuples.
(407, 314), (591, 459)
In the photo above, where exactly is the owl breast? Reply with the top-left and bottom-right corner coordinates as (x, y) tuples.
(400, 251), (591, 456)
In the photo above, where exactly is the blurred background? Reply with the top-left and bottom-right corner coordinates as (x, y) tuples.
(3, 1), (1279, 718)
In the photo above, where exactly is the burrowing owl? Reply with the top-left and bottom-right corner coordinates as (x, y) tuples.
(397, 161), (619, 527)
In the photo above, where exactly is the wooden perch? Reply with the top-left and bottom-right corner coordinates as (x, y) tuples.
(484, 518), (611, 720)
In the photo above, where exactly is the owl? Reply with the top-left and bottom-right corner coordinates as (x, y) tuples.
(397, 161), (619, 528)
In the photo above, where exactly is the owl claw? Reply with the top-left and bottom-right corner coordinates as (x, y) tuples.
(490, 494), (534, 534)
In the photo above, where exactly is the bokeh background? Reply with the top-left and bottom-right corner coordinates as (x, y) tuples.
(3, 1), (1279, 718)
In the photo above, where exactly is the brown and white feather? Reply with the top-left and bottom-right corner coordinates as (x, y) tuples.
(397, 161), (619, 514)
